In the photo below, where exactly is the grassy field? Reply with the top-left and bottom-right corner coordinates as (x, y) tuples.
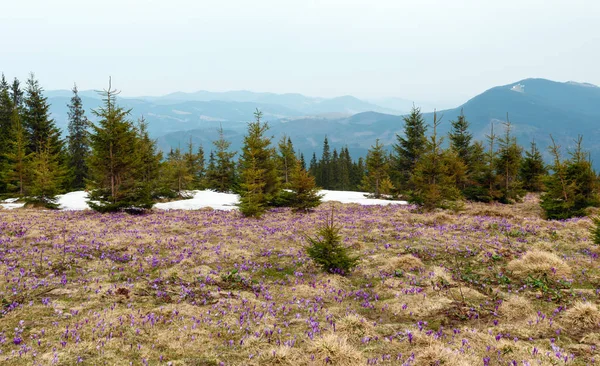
(1, 195), (599, 365)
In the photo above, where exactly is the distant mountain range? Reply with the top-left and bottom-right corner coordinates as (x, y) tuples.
(46, 78), (600, 168)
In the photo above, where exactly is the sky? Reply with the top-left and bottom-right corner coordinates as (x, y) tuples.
(2, 0), (599, 106)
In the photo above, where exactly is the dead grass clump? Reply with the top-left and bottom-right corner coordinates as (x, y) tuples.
(562, 302), (600, 330)
(499, 295), (534, 321)
(384, 254), (425, 273)
(412, 342), (480, 366)
(257, 345), (301, 365)
(307, 333), (363, 365)
(336, 314), (374, 338)
(506, 250), (571, 279)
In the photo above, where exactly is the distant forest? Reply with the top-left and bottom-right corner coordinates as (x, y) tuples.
(0, 73), (598, 219)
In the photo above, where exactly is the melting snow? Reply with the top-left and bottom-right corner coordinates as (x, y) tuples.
(4, 189), (407, 211)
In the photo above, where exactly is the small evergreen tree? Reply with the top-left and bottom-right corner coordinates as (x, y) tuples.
(541, 135), (599, 219)
(495, 116), (524, 203)
(183, 137), (203, 189)
(208, 126), (237, 192)
(164, 147), (193, 198)
(448, 109), (473, 167)
(0, 75), (14, 194)
(135, 117), (162, 198)
(361, 139), (392, 198)
(2, 109), (30, 195)
(87, 79), (152, 213)
(277, 135), (297, 188)
(520, 140), (547, 192)
(393, 105), (427, 192)
(66, 83), (90, 190)
(289, 158), (322, 212)
(238, 155), (266, 218)
(305, 209), (358, 275)
(318, 137), (333, 189)
(28, 140), (64, 208)
(410, 111), (462, 209)
(239, 109), (280, 206)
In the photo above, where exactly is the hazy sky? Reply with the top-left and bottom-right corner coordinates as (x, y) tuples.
(2, 0), (599, 105)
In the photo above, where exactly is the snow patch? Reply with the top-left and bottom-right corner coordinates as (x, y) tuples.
(320, 190), (407, 206)
(57, 191), (91, 210)
(155, 190), (239, 211)
(3, 189), (407, 212)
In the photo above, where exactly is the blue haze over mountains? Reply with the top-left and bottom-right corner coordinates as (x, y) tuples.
(46, 78), (600, 168)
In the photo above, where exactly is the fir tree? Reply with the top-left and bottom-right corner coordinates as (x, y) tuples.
(2, 109), (30, 195)
(495, 116), (524, 202)
(393, 105), (427, 191)
(448, 109), (473, 166)
(277, 135), (296, 188)
(239, 109), (279, 205)
(299, 153), (306, 171)
(520, 140), (547, 192)
(238, 155), (266, 218)
(135, 117), (162, 198)
(66, 83), (90, 189)
(209, 126), (237, 192)
(87, 79), (152, 213)
(541, 135), (598, 219)
(10, 78), (24, 110)
(183, 137), (203, 189)
(309, 153), (318, 180)
(165, 147), (193, 198)
(352, 157), (366, 191)
(361, 139), (392, 198)
(410, 111), (461, 209)
(29, 139), (64, 208)
(289, 158), (322, 212)
(0, 75), (13, 193)
(337, 147), (352, 191)
(22, 74), (63, 156)
(319, 137), (332, 189)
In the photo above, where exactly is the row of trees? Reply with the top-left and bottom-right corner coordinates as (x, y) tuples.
(353, 106), (597, 218)
(0, 74), (322, 215)
(1, 74), (596, 219)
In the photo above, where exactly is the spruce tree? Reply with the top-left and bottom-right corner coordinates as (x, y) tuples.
(87, 79), (152, 213)
(239, 109), (279, 210)
(22, 74), (63, 156)
(238, 155), (267, 218)
(164, 147), (193, 198)
(209, 126), (237, 192)
(289, 158), (322, 212)
(183, 137), (203, 189)
(393, 105), (427, 191)
(495, 116), (524, 202)
(10, 78), (24, 110)
(135, 117), (162, 198)
(299, 153), (307, 171)
(277, 135), (296, 188)
(28, 139), (64, 208)
(319, 137), (332, 189)
(309, 153), (318, 181)
(22, 74), (67, 198)
(448, 109), (473, 166)
(0, 75), (14, 194)
(520, 140), (547, 192)
(361, 139), (392, 198)
(541, 135), (598, 219)
(2, 109), (30, 195)
(66, 83), (90, 190)
(410, 111), (461, 209)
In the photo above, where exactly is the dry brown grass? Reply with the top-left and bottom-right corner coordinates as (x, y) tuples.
(383, 254), (425, 273)
(499, 294), (534, 321)
(307, 333), (364, 365)
(506, 249), (572, 279)
(562, 301), (600, 330)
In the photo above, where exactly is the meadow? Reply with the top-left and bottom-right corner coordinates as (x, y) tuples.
(0, 195), (599, 365)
